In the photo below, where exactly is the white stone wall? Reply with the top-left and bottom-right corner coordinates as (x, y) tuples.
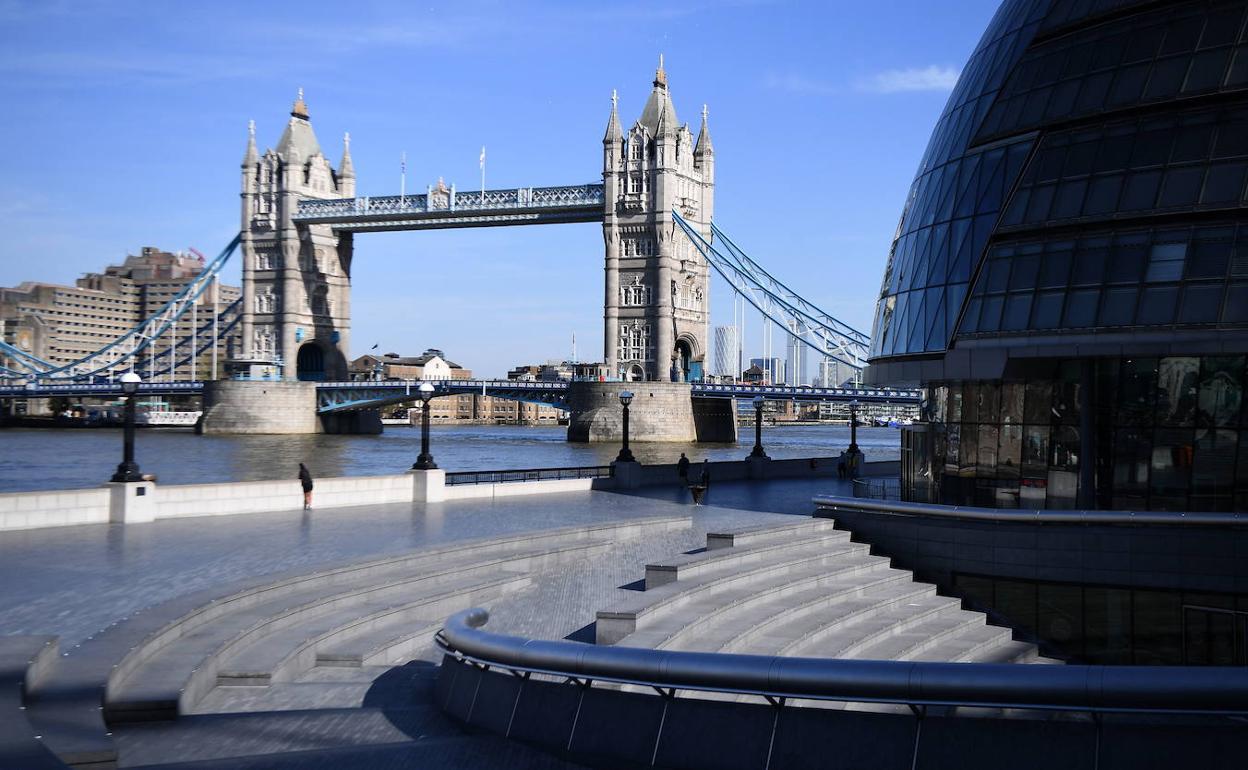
(0, 488), (110, 531)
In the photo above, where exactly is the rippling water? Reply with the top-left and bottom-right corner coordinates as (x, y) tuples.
(0, 424), (900, 493)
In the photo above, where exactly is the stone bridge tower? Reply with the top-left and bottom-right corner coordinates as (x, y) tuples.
(602, 59), (714, 382)
(239, 91), (354, 381)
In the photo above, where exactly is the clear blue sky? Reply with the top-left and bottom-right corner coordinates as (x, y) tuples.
(0, 0), (999, 377)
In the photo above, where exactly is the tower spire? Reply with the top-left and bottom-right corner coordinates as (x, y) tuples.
(654, 53), (667, 88)
(291, 87), (309, 119)
(604, 88), (622, 142)
(340, 131), (355, 178)
(242, 119), (258, 166)
(695, 103), (714, 155)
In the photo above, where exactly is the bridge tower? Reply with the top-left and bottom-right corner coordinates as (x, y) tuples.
(238, 90), (354, 382)
(603, 59), (714, 382)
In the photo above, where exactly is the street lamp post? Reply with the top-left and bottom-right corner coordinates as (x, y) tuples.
(111, 372), (144, 482)
(412, 381), (438, 470)
(749, 395), (769, 459)
(616, 390), (635, 463)
(848, 399), (861, 454)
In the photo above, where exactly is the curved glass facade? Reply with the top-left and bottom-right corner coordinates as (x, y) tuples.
(873, 0), (1248, 511)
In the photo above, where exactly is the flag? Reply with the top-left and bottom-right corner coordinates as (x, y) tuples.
(479, 146), (486, 170)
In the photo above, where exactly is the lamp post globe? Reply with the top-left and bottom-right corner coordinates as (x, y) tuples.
(749, 395), (768, 459)
(111, 372), (144, 483)
(616, 390), (635, 463)
(413, 381), (438, 470)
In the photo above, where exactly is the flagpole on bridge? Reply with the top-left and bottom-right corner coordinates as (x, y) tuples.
(400, 152), (407, 205)
(479, 146), (486, 202)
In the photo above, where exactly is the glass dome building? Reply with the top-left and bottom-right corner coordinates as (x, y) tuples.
(869, 0), (1248, 510)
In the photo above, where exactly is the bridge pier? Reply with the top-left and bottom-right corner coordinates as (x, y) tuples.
(566, 381), (735, 444)
(199, 380), (379, 435)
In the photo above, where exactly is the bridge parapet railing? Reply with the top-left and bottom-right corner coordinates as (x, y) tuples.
(852, 477), (901, 500)
(445, 465), (612, 486)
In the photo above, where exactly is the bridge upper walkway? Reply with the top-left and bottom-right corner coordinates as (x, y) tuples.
(293, 184), (605, 232)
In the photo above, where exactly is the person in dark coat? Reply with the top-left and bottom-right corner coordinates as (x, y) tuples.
(677, 453), (690, 481)
(299, 463), (314, 510)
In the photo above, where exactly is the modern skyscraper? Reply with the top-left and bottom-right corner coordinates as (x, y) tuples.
(786, 319), (805, 386)
(712, 325), (738, 378)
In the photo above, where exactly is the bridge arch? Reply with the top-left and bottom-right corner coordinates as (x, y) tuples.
(296, 341), (327, 382)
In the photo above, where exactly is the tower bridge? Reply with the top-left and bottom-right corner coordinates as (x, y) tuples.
(1, 60), (884, 439)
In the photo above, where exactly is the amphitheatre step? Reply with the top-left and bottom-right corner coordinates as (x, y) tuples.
(600, 543), (884, 645)
(108, 535), (619, 722)
(703, 576), (937, 655)
(704, 516), (842, 551)
(841, 604), (986, 661)
(215, 571), (531, 687)
(314, 619), (444, 668)
(619, 560), (906, 651)
(909, 622), (1019, 663)
(646, 526), (850, 588)
(0, 636), (65, 769)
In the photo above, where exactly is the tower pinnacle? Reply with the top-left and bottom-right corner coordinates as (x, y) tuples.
(604, 89), (622, 142)
(654, 54), (667, 88)
(291, 88), (309, 119)
(243, 119), (258, 166)
(340, 131), (355, 178)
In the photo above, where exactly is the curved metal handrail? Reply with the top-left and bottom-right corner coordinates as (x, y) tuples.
(814, 495), (1248, 526)
(439, 609), (1248, 715)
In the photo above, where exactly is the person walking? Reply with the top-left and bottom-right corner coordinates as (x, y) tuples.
(677, 453), (690, 482)
(298, 463), (314, 510)
(837, 450), (848, 480)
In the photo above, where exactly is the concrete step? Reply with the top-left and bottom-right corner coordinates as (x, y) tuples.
(314, 621), (443, 668)
(715, 577), (937, 655)
(0, 636), (66, 769)
(646, 526), (850, 588)
(108, 537), (614, 721)
(215, 571), (530, 687)
(704, 516), (841, 551)
(596, 541), (878, 648)
(909, 621), (1019, 663)
(608, 548), (889, 648)
(842, 604), (985, 661)
(626, 564), (913, 652)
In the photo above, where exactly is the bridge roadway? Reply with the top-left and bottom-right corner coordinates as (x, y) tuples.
(0, 380), (920, 413)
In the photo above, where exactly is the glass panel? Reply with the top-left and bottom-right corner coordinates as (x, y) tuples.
(1002, 292), (1034, 330)
(1134, 590), (1183, 665)
(1032, 290), (1064, 328)
(1039, 584), (1083, 657)
(1099, 286), (1137, 326)
(1136, 286), (1178, 325)
(1149, 426), (1194, 510)
(1145, 242), (1187, 281)
(1197, 356), (1243, 427)
(1119, 358), (1158, 426)
(1112, 427), (1151, 508)
(1001, 383), (1025, 425)
(1063, 288), (1098, 327)
(1156, 357), (1200, 426)
(1085, 588), (1132, 664)
(1178, 283), (1223, 323)
(1022, 425), (1050, 476)
(1024, 381), (1053, 424)
(999, 424), (1023, 478)
(1190, 428), (1237, 511)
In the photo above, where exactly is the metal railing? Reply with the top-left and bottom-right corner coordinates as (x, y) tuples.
(445, 466), (613, 486)
(814, 495), (1248, 526)
(851, 477), (901, 501)
(437, 608), (1248, 716)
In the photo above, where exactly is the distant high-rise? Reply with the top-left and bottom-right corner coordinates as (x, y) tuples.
(786, 320), (805, 386)
(712, 325), (738, 378)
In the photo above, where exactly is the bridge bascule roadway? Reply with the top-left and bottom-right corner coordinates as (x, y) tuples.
(0, 380), (920, 414)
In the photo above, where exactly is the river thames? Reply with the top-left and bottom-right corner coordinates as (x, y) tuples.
(0, 424), (900, 492)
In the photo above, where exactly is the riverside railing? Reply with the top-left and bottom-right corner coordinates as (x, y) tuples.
(814, 495), (1248, 526)
(437, 608), (1248, 716)
(444, 466), (613, 486)
(851, 477), (901, 501)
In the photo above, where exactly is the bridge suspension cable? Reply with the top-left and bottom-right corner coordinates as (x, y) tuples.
(671, 212), (870, 372)
(0, 235), (242, 383)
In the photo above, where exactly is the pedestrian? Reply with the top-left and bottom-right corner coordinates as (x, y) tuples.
(677, 453), (690, 481)
(700, 459), (711, 486)
(298, 463), (314, 510)
(837, 450), (848, 480)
